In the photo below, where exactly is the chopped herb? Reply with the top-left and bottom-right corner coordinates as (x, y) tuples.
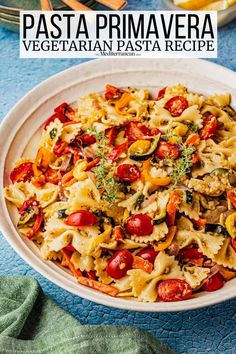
(58, 209), (67, 218)
(166, 145), (196, 184)
(187, 122), (198, 133)
(134, 194), (145, 209)
(49, 128), (57, 140)
(161, 131), (181, 143)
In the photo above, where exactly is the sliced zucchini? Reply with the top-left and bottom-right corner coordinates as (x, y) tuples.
(210, 168), (229, 176)
(186, 190), (193, 205)
(134, 194), (145, 210)
(225, 212), (236, 239)
(17, 207), (38, 226)
(205, 223), (229, 236)
(153, 213), (167, 225)
(58, 209), (68, 219)
(129, 135), (160, 161)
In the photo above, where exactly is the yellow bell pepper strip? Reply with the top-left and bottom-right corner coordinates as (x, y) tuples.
(115, 92), (131, 115)
(132, 256), (153, 273)
(167, 191), (180, 225)
(225, 212), (236, 238)
(143, 159), (171, 186)
(77, 276), (119, 297)
(154, 226), (177, 251)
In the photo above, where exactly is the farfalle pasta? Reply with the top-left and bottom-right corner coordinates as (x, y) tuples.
(4, 84), (236, 302)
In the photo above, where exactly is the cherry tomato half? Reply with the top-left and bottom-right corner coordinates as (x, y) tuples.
(106, 249), (133, 279)
(202, 273), (224, 292)
(10, 162), (34, 183)
(164, 96), (189, 117)
(157, 279), (192, 302)
(45, 167), (61, 184)
(125, 122), (161, 142)
(179, 247), (203, 260)
(117, 164), (141, 183)
(81, 134), (96, 146)
(156, 141), (179, 160)
(200, 114), (217, 140)
(65, 210), (97, 227)
(125, 214), (153, 236)
(136, 248), (159, 265)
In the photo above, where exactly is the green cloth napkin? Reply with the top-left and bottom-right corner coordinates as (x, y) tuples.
(0, 276), (175, 354)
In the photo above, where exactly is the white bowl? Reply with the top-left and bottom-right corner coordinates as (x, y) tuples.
(1, 58), (236, 312)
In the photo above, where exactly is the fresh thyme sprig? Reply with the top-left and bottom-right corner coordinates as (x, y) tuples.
(165, 145), (196, 184)
(161, 131), (181, 143)
(87, 126), (120, 206)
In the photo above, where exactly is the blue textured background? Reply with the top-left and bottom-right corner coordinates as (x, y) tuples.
(0, 1), (236, 353)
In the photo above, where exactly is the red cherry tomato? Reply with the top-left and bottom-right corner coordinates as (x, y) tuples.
(179, 247), (203, 260)
(45, 167), (61, 184)
(65, 210), (97, 227)
(19, 198), (39, 215)
(10, 162), (34, 183)
(232, 239), (236, 252)
(157, 279), (192, 302)
(200, 114), (217, 140)
(136, 248), (159, 265)
(125, 214), (153, 236)
(117, 164), (141, 183)
(44, 103), (70, 128)
(108, 142), (130, 162)
(81, 134), (96, 146)
(156, 141), (179, 160)
(106, 250), (133, 279)
(157, 87), (166, 100)
(104, 84), (126, 100)
(125, 122), (160, 142)
(202, 273), (224, 292)
(164, 96), (189, 117)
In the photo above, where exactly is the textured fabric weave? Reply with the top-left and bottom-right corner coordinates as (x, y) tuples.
(0, 276), (175, 354)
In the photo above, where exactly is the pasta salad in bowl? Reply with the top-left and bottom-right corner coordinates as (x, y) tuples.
(4, 82), (236, 304)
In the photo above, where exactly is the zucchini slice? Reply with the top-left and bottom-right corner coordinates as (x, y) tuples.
(129, 135), (160, 161)
(205, 223), (229, 236)
(153, 213), (167, 225)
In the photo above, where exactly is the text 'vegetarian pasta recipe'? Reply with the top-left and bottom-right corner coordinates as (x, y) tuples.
(4, 84), (236, 302)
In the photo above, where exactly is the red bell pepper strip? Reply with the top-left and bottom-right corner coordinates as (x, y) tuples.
(106, 127), (117, 146)
(108, 142), (130, 162)
(27, 208), (43, 239)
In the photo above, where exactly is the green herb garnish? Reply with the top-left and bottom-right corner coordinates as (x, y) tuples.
(165, 145), (196, 184)
(162, 131), (181, 143)
(187, 122), (199, 133)
(49, 128), (57, 140)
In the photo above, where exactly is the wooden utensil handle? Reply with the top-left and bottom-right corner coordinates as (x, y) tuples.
(61, 0), (92, 10)
(95, 0), (127, 10)
(40, 0), (53, 11)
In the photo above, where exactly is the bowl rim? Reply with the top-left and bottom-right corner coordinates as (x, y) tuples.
(1, 58), (236, 312)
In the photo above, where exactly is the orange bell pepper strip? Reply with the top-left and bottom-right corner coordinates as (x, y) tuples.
(167, 191), (180, 225)
(61, 249), (82, 278)
(85, 157), (100, 171)
(132, 256), (153, 273)
(61, 170), (77, 187)
(34, 147), (51, 175)
(154, 226), (177, 251)
(115, 92), (131, 115)
(185, 133), (200, 146)
(218, 265), (236, 281)
(143, 159), (171, 186)
(77, 276), (119, 297)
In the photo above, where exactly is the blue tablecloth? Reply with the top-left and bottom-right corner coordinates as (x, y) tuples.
(0, 1), (236, 353)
